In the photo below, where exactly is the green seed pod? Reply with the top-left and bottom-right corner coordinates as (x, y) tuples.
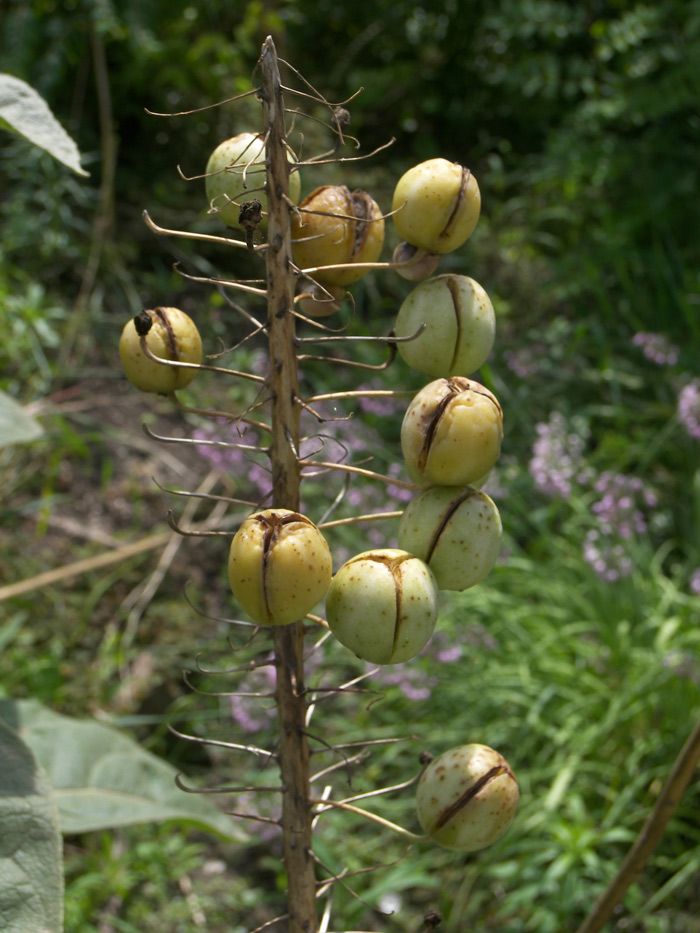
(401, 377), (503, 486)
(395, 275), (495, 378)
(416, 744), (519, 852)
(228, 509), (332, 626)
(205, 132), (301, 230)
(398, 486), (502, 591)
(392, 158), (480, 254)
(119, 307), (202, 394)
(326, 549), (439, 664)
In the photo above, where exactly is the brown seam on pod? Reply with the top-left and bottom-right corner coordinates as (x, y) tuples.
(153, 307), (178, 361)
(432, 763), (507, 831)
(417, 379), (462, 472)
(424, 488), (480, 564)
(390, 560), (404, 661)
(439, 166), (471, 243)
(259, 513), (277, 622)
(260, 511), (312, 623)
(350, 189), (371, 257)
(445, 276), (463, 373)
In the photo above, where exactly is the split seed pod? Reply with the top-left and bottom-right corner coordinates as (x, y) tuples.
(398, 486), (502, 591)
(416, 744), (519, 852)
(119, 307), (202, 394)
(326, 549), (439, 664)
(392, 158), (480, 254)
(395, 275), (495, 377)
(401, 377), (503, 486)
(228, 509), (332, 626)
(291, 185), (385, 286)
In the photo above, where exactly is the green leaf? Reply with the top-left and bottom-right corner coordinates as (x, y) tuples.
(0, 716), (63, 933)
(0, 75), (88, 177)
(0, 700), (245, 842)
(0, 391), (43, 448)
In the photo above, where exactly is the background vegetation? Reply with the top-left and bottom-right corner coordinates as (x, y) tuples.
(1, 1), (699, 930)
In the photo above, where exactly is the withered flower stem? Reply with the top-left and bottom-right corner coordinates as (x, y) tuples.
(260, 36), (318, 933)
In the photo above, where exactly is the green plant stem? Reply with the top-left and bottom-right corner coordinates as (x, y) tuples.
(576, 715), (700, 933)
(260, 36), (318, 933)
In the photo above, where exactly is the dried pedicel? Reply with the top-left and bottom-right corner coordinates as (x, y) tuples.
(401, 377), (503, 486)
(398, 485), (502, 591)
(392, 158), (480, 254)
(416, 744), (519, 852)
(395, 274), (495, 377)
(228, 509), (332, 626)
(119, 307), (202, 394)
(326, 549), (439, 664)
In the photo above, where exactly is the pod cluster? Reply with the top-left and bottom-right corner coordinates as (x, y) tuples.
(118, 138), (517, 856)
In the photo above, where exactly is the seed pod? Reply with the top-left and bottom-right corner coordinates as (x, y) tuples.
(416, 744), (519, 852)
(296, 281), (345, 318)
(228, 509), (332, 626)
(119, 307), (202, 394)
(326, 549), (439, 664)
(291, 185), (385, 286)
(392, 241), (440, 282)
(205, 132), (301, 230)
(392, 159), (480, 254)
(398, 486), (502, 591)
(401, 378), (503, 486)
(395, 275), (495, 377)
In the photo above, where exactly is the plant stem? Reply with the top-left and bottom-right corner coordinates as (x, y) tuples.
(260, 36), (318, 933)
(576, 715), (700, 933)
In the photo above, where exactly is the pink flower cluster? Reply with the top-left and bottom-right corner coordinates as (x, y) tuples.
(529, 413), (590, 499)
(583, 473), (657, 582)
(632, 332), (679, 366)
(678, 380), (700, 440)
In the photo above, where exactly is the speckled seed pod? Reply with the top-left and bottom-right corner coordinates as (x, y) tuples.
(228, 509), (332, 626)
(395, 274), (495, 377)
(291, 185), (385, 286)
(416, 744), (519, 852)
(119, 307), (203, 394)
(205, 132), (301, 229)
(392, 158), (480, 254)
(325, 549), (439, 664)
(398, 486), (502, 591)
(401, 377), (503, 486)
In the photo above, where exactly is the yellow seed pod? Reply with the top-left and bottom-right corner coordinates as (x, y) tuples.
(392, 158), (480, 254)
(119, 307), (202, 394)
(228, 509), (333, 626)
(292, 185), (384, 286)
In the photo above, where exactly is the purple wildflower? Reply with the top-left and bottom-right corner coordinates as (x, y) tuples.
(504, 344), (544, 379)
(376, 664), (437, 701)
(583, 473), (656, 581)
(632, 332), (679, 366)
(690, 569), (700, 596)
(678, 381), (700, 441)
(230, 658), (277, 733)
(529, 413), (589, 498)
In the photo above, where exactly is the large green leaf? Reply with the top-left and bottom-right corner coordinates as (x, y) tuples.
(0, 717), (63, 933)
(0, 74), (88, 176)
(0, 391), (43, 448)
(0, 700), (245, 842)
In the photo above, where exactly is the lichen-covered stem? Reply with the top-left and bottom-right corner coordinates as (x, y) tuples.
(259, 36), (317, 933)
